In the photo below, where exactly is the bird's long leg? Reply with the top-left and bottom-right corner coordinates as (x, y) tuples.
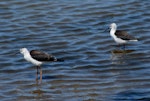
(36, 66), (39, 83)
(39, 66), (42, 83)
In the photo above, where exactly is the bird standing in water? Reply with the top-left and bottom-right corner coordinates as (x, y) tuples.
(20, 48), (63, 83)
(109, 23), (138, 49)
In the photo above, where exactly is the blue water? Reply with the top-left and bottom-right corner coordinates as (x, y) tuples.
(0, 0), (150, 101)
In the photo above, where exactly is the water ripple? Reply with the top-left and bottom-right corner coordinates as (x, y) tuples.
(0, 0), (150, 101)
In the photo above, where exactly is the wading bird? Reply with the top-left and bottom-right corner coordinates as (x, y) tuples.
(109, 23), (138, 49)
(20, 48), (63, 83)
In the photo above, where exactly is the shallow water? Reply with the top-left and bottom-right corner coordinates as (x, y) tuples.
(0, 0), (150, 101)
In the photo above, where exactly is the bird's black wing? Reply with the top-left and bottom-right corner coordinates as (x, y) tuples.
(30, 50), (57, 62)
(115, 30), (137, 40)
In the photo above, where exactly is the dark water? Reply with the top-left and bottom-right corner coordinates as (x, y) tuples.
(0, 0), (150, 101)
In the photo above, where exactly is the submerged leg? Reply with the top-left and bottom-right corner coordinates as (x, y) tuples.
(39, 66), (42, 83)
(36, 66), (39, 83)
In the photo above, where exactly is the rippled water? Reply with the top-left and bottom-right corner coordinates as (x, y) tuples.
(0, 0), (150, 101)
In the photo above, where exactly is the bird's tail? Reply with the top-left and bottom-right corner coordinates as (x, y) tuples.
(55, 58), (64, 62)
(51, 56), (64, 62)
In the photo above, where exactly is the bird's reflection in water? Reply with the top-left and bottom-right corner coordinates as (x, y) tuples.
(32, 83), (44, 98)
(32, 88), (44, 95)
(110, 49), (135, 64)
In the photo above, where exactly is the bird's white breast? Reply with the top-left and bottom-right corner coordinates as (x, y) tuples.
(110, 30), (127, 44)
(24, 54), (42, 66)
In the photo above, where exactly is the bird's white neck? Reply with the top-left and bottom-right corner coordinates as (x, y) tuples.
(20, 48), (42, 66)
(23, 51), (32, 61)
(110, 27), (116, 37)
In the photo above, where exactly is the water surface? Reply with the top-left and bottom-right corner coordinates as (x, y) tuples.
(0, 0), (150, 101)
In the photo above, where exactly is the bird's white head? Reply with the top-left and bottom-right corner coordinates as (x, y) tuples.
(20, 48), (29, 55)
(110, 23), (117, 30)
